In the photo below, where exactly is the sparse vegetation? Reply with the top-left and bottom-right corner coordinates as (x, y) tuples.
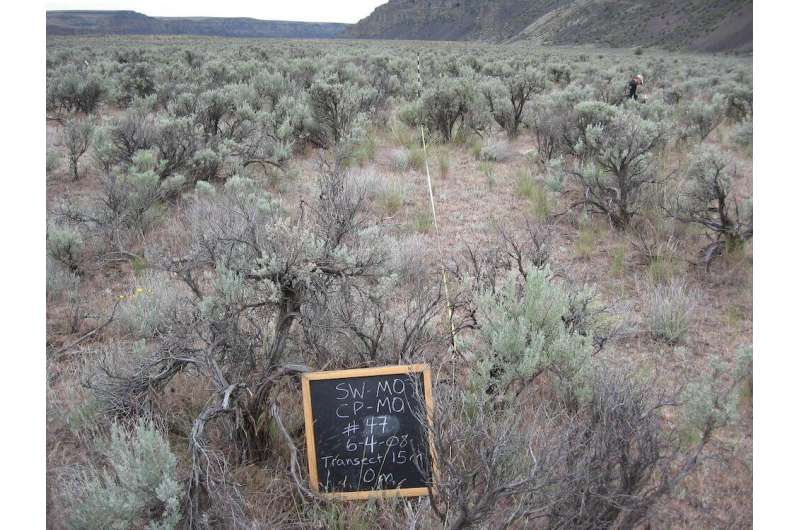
(46, 36), (752, 530)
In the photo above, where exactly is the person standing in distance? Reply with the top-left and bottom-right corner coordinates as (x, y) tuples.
(626, 74), (644, 100)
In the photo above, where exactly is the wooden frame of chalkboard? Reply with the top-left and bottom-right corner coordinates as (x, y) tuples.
(301, 364), (436, 500)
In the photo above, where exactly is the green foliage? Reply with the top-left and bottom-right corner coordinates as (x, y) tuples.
(469, 266), (594, 403)
(419, 77), (479, 142)
(735, 343), (753, 405)
(574, 222), (599, 259)
(570, 107), (667, 228)
(103, 150), (171, 234)
(732, 119), (752, 152)
(375, 181), (406, 216)
(47, 223), (84, 274)
(154, 115), (198, 177)
(411, 209), (433, 233)
(396, 99), (423, 131)
(116, 62), (156, 105)
(308, 78), (376, 147)
(643, 279), (695, 344)
(63, 118), (95, 180)
(47, 65), (105, 116)
(407, 146), (426, 172)
(191, 147), (225, 181)
(529, 181), (551, 222)
(63, 420), (183, 530)
(682, 94), (726, 142)
(514, 168), (536, 200)
(681, 357), (738, 443)
(478, 160), (496, 189)
(47, 149), (62, 175)
(673, 145), (752, 262)
(515, 169), (550, 221)
(646, 255), (680, 284)
(353, 130), (377, 166)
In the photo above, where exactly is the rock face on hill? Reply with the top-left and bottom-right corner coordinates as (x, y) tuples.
(46, 11), (349, 39)
(345, 0), (752, 52)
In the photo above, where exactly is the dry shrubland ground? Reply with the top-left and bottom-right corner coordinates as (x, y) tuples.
(46, 37), (752, 529)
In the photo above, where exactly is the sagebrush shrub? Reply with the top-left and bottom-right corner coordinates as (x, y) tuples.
(671, 145), (752, 266)
(470, 266), (595, 401)
(46, 149), (61, 175)
(569, 107), (667, 228)
(46, 65), (105, 116)
(102, 150), (169, 234)
(479, 139), (512, 162)
(63, 420), (182, 530)
(681, 356), (739, 444)
(47, 223), (84, 274)
(116, 271), (183, 338)
(419, 77), (478, 142)
(682, 94), (726, 142)
(388, 148), (409, 172)
(155, 116), (198, 178)
(190, 147), (225, 181)
(526, 85), (593, 162)
(63, 118), (95, 180)
(308, 79), (376, 147)
(107, 109), (159, 167)
(116, 62), (156, 105)
(480, 68), (547, 138)
(732, 119), (753, 150)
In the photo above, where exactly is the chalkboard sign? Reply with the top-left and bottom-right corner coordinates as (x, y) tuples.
(301, 364), (435, 499)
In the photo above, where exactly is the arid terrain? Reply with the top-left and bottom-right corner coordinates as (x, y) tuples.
(46, 36), (752, 529)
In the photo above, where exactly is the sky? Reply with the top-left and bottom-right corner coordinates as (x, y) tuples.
(45, 0), (388, 24)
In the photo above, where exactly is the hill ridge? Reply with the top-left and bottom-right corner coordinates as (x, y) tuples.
(46, 10), (349, 39)
(345, 0), (752, 52)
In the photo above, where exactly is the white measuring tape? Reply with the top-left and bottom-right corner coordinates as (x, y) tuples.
(416, 53), (459, 356)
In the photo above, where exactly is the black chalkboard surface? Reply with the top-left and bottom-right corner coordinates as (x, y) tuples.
(301, 364), (435, 499)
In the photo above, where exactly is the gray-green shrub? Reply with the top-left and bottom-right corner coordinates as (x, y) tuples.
(419, 77), (478, 142)
(63, 118), (95, 180)
(63, 420), (182, 530)
(671, 145), (752, 265)
(47, 149), (62, 175)
(480, 68), (547, 138)
(47, 223), (84, 274)
(478, 139), (512, 162)
(469, 265), (595, 402)
(568, 107), (667, 228)
(116, 271), (183, 338)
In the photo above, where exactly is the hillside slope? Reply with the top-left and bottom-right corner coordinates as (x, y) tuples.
(345, 0), (752, 52)
(46, 11), (349, 39)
